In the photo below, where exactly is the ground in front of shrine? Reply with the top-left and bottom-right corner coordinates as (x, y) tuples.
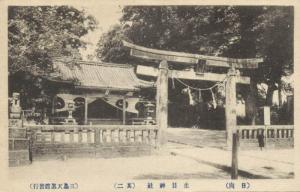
(7, 128), (294, 191)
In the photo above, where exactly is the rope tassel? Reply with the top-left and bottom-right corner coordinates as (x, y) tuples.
(198, 90), (203, 102)
(210, 88), (217, 109)
(176, 77), (228, 108)
(175, 77), (228, 91)
(171, 73), (175, 89)
(187, 87), (195, 105)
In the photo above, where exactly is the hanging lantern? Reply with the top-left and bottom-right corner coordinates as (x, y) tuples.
(74, 97), (85, 107)
(116, 99), (128, 108)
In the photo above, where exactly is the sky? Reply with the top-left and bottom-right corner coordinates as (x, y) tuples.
(74, 4), (123, 60)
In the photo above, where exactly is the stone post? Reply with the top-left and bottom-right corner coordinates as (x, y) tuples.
(157, 60), (168, 146)
(225, 67), (237, 146)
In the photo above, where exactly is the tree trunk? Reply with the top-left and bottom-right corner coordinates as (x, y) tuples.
(246, 75), (257, 125)
(266, 83), (276, 106)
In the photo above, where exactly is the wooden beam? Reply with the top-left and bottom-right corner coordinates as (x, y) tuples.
(136, 65), (250, 84)
(131, 48), (198, 64)
(123, 41), (262, 69)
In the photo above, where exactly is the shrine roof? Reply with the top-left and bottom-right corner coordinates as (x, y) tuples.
(48, 59), (155, 91)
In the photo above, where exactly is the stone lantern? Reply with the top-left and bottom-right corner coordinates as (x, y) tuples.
(63, 100), (77, 125)
(9, 92), (21, 119)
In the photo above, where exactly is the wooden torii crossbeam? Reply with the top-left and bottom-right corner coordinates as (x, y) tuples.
(123, 41), (262, 147)
(123, 41), (263, 69)
(136, 65), (251, 84)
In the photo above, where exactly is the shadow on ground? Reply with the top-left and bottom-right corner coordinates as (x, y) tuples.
(134, 171), (228, 179)
(135, 152), (275, 179)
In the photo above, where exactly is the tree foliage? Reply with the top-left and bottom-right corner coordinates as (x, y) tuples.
(97, 6), (242, 62)
(96, 24), (130, 63)
(8, 6), (97, 75)
(96, 6), (293, 105)
(254, 7), (293, 105)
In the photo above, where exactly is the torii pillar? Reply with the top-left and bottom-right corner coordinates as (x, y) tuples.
(225, 67), (237, 147)
(157, 60), (168, 146)
(122, 40), (261, 148)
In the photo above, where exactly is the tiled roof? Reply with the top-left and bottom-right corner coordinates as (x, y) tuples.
(49, 59), (155, 91)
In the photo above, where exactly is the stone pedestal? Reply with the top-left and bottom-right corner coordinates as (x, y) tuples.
(64, 118), (77, 125)
(9, 125), (31, 166)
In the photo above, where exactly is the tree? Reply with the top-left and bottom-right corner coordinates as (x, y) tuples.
(96, 24), (131, 63)
(96, 6), (293, 107)
(8, 6), (97, 75)
(8, 6), (97, 113)
(222, 7), (264, 124)
(96, 6), (241, 62)
(254, 6), (293, 106)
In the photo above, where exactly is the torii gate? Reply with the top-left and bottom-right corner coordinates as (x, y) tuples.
(123, 41), (263, 147)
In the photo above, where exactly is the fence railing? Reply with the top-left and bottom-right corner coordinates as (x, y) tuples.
(237, 125), (294, 139)
(26, 125), (159, 147)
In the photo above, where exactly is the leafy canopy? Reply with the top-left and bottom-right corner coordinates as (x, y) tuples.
(8, 6), (97, 75)
(96, 6), (293, 86)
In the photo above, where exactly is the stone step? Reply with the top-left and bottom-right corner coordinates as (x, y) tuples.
(167, 128), (293, 150)
(167, 128), (227, 148)
(9, 150), (31, 167)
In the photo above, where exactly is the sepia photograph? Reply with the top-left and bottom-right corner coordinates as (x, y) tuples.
(1, 1), (299, 191)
